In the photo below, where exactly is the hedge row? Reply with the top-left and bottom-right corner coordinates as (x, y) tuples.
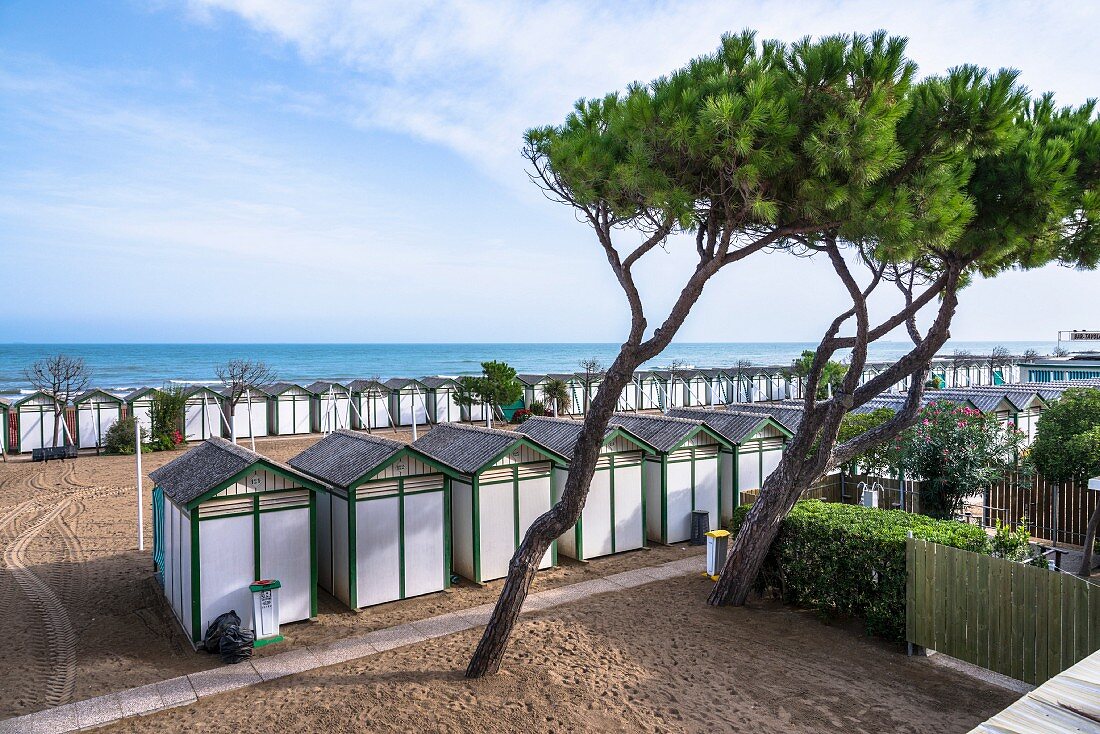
(728, 500), (990, 642)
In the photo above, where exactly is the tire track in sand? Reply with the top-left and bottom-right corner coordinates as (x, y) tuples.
(4, 500), (77, 707)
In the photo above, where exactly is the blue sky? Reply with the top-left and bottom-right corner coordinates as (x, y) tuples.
(1, 1), (1097, 344)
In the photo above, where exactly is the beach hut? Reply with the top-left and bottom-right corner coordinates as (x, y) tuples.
(13, 391), (66, 453)
(0, 397), (9, 454)
(182, 386), (226, 442)
(668, 408), (791, 522)
(516, 417), (655, 561)
(149, 438), (322, 645)
(125, 387), (160, 435)
(724, 402), (805, 433)
(220, 386), (270, 440)
(73, 389), (124, 450)
(348, 380), (394, 431)
(411, 423), (567, 583)
(289, 430), (457, 609)
(608, 413), (730, 544)
(421, 377), (462, 424)
(265, 383), (313, 436)
(544, 374), (585, 415)
(700, 369), (728, 406)
(384, 378), (429, 427)
(307, 381), (353, 433)
(679, 370), (709, 407)
(517, 374), (549, 411)
(632, 371), (663, 411)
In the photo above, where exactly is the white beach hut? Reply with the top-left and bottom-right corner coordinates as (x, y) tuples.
(384, 378), (429, 427)
(348, 380), (395, 431)
(73, 389), (124, 450)
(124, 387), (160, 435)
(412, 423), (567, 583)
(608, 413), (731, 544)
(633, 371), (663, 411)
(516, 417), (656, 561)
(289, 430), (457, 609)
(150, 438), (322, 645)
(182, 386), (226, 442)
(421, 377), (462, 424)
(13, 391), (66, 453)
(307, 381), (353, 434)
(517, 374), (550, 411)
(220, 386), (270, 440)
(265, 383), (313, 436)
(546, 373), (586, 415)
(668, 408), (792, 521)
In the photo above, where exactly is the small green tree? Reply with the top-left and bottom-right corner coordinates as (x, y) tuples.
(103, 416), (150, 455)
(149, 386), (187, 450)
(1030, 387), (1100, 575)
(898, 401), (1024, 519)
(836, 408), (897, 476)
(455, 361), (523, 428)
(789, 350), (846, 399)
(541, 378), (571, 417)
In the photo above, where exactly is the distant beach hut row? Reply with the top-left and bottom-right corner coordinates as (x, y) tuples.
(0, 355), (1047, 453)
(148, 410), (793, 643)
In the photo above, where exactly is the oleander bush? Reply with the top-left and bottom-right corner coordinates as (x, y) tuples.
(103, 416), (150, 455)
(728, 500), (990, 642)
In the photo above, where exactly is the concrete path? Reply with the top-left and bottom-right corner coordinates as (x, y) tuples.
(0, 556), (702, 733)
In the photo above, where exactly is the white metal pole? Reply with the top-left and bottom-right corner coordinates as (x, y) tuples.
(135, 415), (144, 552)
(246, 389), (256, 452)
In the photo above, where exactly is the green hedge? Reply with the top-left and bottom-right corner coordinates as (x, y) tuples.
(729, 500), (990, 642)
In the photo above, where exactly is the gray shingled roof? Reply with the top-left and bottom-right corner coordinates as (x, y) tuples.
(183, 385), (223, 400)
(346, 379), (387, 394)
(666, 408), (783, 444)
(305, 380), (349, 395)
(217, 384), (272, 399)
(73, 388), (124, 404)
(514, 417), (651, 460)
(723, 403), (804, 432)
(289, 429), (405, 488)
(263, 382), (309, 396)
(149, 437), (312, 506)
(515, 374), (548, 386)
(411, 423), (554, 475)
(124, 387), (160, 403)
(384, 378), (426, 391)
(420, 376), (458, 389)
(607, 412), (714, 453)
(928, 389), (1008, 413)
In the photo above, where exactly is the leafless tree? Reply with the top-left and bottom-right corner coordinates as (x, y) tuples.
(578, 358), (603, 414)
(24, 354), (90, 448)
(215, 359), (277, 446)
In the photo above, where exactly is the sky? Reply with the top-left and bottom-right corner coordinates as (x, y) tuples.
(0, 0), (1097, 344)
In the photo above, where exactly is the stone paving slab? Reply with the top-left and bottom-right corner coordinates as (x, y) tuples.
(252, 648), (323, 682)
(0, 555), (699, 733)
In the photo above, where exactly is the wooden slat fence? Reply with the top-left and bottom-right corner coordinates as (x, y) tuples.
(986, 475), (1098, 547)
(906, 537), (1100, 685)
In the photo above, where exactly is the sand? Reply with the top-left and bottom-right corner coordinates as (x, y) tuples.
(0, 429), (1018, 731)
(99, 575), (1016, 734)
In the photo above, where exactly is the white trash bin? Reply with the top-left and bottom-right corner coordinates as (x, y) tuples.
(250, 579), (283, 647)
(704, 530), (730, 581)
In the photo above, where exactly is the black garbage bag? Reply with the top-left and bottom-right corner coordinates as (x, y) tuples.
(203, 610), (241, 653)
(219, 624), (256, 664)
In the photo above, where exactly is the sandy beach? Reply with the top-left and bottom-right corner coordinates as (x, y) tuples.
(0, 430), (1017, 732)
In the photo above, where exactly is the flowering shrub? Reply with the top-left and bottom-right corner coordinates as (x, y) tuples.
(512, 408), (533, 424)
(897, 401), (1024, 520)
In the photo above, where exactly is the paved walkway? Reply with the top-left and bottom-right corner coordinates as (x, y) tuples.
(0, 556), (702, 733)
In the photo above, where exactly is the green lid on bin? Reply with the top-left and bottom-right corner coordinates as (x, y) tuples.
(249, 579), (282, 592)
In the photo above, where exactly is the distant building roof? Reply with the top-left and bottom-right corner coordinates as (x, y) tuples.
(289, 429), (405, 488)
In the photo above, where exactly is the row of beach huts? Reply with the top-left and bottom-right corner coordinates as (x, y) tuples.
(0, 356), (1029, 454)
(148, 376), (1096, 646)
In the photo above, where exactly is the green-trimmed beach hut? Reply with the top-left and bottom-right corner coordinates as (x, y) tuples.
(348, 379), (394, 431)
(412, 423), (567, 583)
(516, 417), (656, 561)
(290, 430), (457, 609)
(609, 413), (731, 544)
(384, 378), (429, 427)
(150, 438), (322, 645)
(421, 377), (461, 424)
(74, 388), (124, 450)
(124, 387), (161, 435)
(182, 386), (225, 441)
(13, 391), (66, 453)
(668, 408), (792, 522)
(307, 381), (353, 433)
(220, 385), (270, 440)
(265, 382), (313, 436)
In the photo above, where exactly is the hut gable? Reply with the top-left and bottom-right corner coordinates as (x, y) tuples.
(412, 423), (562, 475)
(73, 388), (123, 405)
(264, 382), (310, 396)
(124, 387), (160, 403)
(290, 429), (406, 488)
(515, 417), (652, 460)
(420, 376), (458, 389)
(723, 403), (804, 432)
(305, 380), (348, 395)
(516, 374), (548, 387)
(608, 412), (726, 453)
(13, 391), (61, 408)
(149, 437), (313, 507)
(666, 408), (791, 444)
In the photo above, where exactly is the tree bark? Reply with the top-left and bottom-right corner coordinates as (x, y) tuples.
(1078, 501), (1100, 577)
(465, 356), (637, 678)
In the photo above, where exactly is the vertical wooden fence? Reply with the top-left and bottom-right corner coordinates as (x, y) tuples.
(906, 537), (1100, 685)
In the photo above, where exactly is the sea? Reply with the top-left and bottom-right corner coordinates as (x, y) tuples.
(0, 341), (1058, 397)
